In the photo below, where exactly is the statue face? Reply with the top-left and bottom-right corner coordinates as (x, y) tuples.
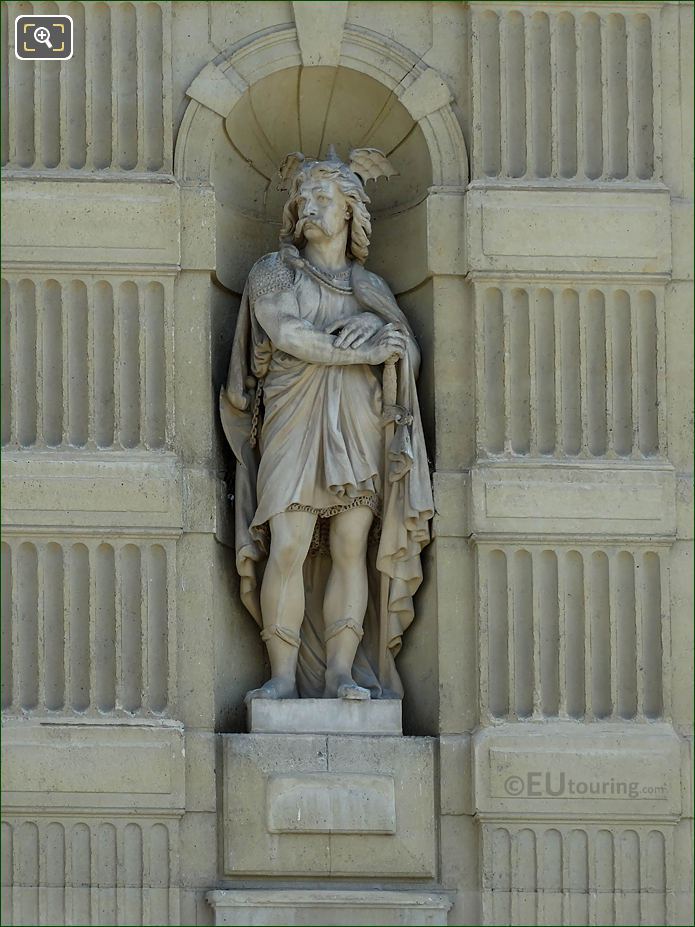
(295, 177), (349, 244)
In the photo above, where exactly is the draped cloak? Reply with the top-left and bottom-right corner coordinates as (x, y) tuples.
(220, 250), (433, 698)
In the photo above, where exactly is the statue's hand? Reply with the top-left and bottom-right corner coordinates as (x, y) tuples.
(363, 323), (408, 365)
(326, 312), (382, 349)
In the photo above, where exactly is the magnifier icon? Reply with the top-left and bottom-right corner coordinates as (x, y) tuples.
(34, 25), (53, 49)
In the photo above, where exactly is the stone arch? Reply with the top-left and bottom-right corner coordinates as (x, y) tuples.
(175, 24), (467, 185)
(174, 23), (468, 293)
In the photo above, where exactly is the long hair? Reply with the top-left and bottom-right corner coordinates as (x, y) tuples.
(279, 162), (372, 264)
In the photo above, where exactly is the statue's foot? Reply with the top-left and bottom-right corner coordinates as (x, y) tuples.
(338, 681), (371, 700)
(244, 677), (298, 705)
(324, 671), (371, 700)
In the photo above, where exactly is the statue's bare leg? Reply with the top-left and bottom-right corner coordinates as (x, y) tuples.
(245, 510), (317, 703)
(323, 505), (373, 699)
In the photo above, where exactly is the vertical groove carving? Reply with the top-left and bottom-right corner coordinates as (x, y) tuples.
(38, 27), (61, 168)
(586, 290), (607, 455)
(123, 823), (144, 926)
(564, 551), (585, 719)
(642, 552), (663, 719)
(1, 822), (12, 926)
(3, 1), (169, 172)
(580, 14), (602, 179)
(4, 272), (169, 453)
(619, 830), (641, 924)
(560, 289), (581, 456)
(488, 550), (508, 718)
(70, 823), (91, 925)
(43, 542), (65, 711)
(16, 279), (37, 447)
(3, 818), (178, 926)
(538, 550), (559, 717)
(120, 544), (142, 712)
(97, 823), (118, 926)
(645, 831), (666, 925)
(86, 281), (96, 448)
(1, 278), (10, 444)
(17, 542), (39, 710)
(42, 280), (63, 446)
(149, 824), (170, 925)
(611, 290), (632, 456)
(501, 12), (526, 178)
(66, 3), (87, 168)
(1, 543), (13, 709)
(16, 821), (39, 925)
(144, 282), (166, 448)
(515, 830), (538, 924)
(481, 544), (666, 723)
(568, 830), (589, 924)
(513, 550), (533, 718)
(95, 543), (116, 712)
(142, 3), (164, 171)
(89, 3), (113, 170)
(13, 16), (36, 168)
(529, 13), (551, 178)
(606, 14), (629, 178)
(68, 543), (90, 712)
(636, 290), (658, 456)
(595, 830), (615, 925)
(483, 824), (673, 925)
(614, 551), (637, 718)
(483, 288), (504, 454)
(589, 551), (611, 718)
(478, 12), (501, 177)
(115, 3), (138, 170)
(506, 547), (516, 719)
(540, 829), (563, 924)
(118, 281), (141, 448)
(491, 828), (512, 925)
(555, 13), (577, 178)
(68, 281), (89, 447)
(477, 284), (663, 460)
(533, 289), (555, 454)
(510, 289), (530, 454)
(93, 281), (115, 448)
(136, 283), (147, 451)
(44, 822), (66, 924)
(472, 8), (657, 182)
(147, 545), (168, 713)
(0, 2), (8, 166)
(631, 15), (654, 179)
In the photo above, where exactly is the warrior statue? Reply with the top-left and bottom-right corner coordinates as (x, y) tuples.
(220, 146), (433, 702)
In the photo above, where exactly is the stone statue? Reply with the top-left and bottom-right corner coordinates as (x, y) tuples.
(220, 146), (433, 703)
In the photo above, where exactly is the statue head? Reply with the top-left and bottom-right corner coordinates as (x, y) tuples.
(278, 147), (396, 264)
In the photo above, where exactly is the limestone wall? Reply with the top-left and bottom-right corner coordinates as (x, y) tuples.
(1, 2), (692, 925)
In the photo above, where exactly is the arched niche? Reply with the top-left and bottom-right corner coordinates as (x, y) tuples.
(214, 65), (432, 296)
(175, 24), (468, 296)
(175, 24), (468, 733)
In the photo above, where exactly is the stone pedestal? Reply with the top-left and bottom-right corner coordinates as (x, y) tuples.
(207, 889), (451, 927)
(207, 890), (452, 926)
(247, 698), (402, 735)
(221, 731), (436, 878)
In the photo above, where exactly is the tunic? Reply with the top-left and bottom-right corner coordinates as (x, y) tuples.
(221, 248), (433, 696)
(249, 261), (384, 531)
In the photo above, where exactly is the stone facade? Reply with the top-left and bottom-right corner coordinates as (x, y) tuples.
(1, 2), (692, 925)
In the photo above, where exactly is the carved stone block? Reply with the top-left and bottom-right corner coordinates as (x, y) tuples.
(207, 890), (451, 926)
(247, 698), (402, 735)
(222, 734), (436, 877)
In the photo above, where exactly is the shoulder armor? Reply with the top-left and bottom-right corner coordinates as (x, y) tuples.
(247, 252), (295, 303)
